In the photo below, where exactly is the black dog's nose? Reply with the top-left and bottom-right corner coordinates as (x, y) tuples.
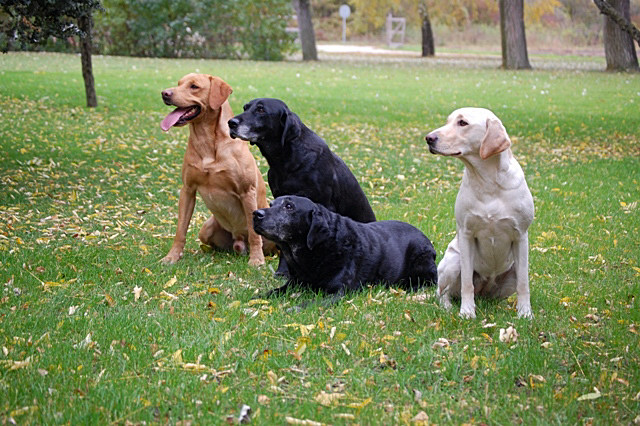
(161, 89), (173, 104)
(253, 209), (265, 220)
(425, 133), (438, 146)
(228, 118), (239, 130)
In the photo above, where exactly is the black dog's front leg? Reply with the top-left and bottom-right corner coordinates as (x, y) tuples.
(274, 256), (290, 279)
(294, 267), (354, 310)
(288, 287), (346, 313)
(254, 279), (298, 300)
(319, 286), (346, 307)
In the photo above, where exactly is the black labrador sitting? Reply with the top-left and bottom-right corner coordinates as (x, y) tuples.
(252, 195), (437, 304)
(227, 98), (375, 221)
(228, 98), (376, 276)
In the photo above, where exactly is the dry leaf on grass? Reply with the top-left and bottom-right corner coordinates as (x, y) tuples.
(379, 352), (397, 369)
(133, 286), (142, 301)
(333, 413), (355, 420)
(577, 387), (601, 401)
(104, 294), (115, 307)
(0, 356), (33, 370)
(413, 389), (422, 401)
(432, 338), (450, 349)
(341, 343), (351, 356)
(285, 417), (324, 425)
(74, 333), (93, 349)
(160, 290), (178, 300)
(499, 326), (518, 343)
(315, 391), (344, 406)
(411, 411), (429, 424)
(171, 349), (183, 364)
(164, 276), (177, 289)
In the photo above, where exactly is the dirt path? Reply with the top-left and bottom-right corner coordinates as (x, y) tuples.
(298, 43), (606, 71)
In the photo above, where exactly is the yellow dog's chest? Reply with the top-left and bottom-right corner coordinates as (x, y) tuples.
(186, 158), (247, 234)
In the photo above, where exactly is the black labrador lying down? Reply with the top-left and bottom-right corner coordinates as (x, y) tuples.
(228, 98), (376, 276)
(252, 195), (438, 304)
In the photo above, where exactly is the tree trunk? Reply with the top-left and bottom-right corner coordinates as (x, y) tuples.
(499, 0), (531, 70)
(78, 13), (98, 107)
(599, 0), (639, 71)
(293, 0), (317, 61)
(420, 3), (435, 57)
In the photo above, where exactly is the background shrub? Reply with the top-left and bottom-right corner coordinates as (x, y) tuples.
(92, 0), (296, 60)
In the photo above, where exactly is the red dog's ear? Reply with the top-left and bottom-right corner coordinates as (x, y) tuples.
(479, 118), (511, 159)
(208, 76), (233, 110)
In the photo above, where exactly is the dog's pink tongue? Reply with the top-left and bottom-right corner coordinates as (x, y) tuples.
(161, 107), (189, 131)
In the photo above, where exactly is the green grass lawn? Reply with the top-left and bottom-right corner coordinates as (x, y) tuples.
(0, 52), (639, 424)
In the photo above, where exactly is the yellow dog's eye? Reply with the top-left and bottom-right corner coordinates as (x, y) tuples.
(458, 119), (468, 127)
(190, 84), (199, 89)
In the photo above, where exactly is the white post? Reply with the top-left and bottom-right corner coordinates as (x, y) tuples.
(342, 17), (346, 42)
(339, 5), (351, 43)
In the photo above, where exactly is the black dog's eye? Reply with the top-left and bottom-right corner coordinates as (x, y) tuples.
(255, 105), (265, 113)
(458, 119), (468, 127)
(284, 202), (293, 210)
(190, 84), (199, 89)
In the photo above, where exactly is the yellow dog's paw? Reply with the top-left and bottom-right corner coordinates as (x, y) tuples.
(160, 252), (182, 264)
(248, 257), (265, 267)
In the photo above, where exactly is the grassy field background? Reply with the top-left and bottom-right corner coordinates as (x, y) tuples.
(0, 52), (639, 424)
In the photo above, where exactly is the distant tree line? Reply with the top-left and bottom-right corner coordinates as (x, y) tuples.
(1, 0), (297, 61)
(307, 0), (638, 70)
(312, 0), (638, 41)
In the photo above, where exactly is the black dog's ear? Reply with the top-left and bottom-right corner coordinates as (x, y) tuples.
(280, 107), (300, 147)
(306, 208), (331, 250)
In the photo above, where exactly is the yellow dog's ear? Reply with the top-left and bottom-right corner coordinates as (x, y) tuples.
(479, 118), (511, 159)
(208, 76), (233, 110)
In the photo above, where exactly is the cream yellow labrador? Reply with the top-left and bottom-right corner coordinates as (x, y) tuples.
(426, 108), (534, 319)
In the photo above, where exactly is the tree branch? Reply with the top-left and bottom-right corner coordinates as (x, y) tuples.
(593, 0), (640, 46)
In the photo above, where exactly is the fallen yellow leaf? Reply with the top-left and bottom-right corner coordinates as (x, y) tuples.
(577, 387), (601, 401)
(104, 294), (115, 307)
(285, 417), (324, 426)
(164, 276), (177, 289)
(315, 391), (343, 406)
(171, 349), (183, 365)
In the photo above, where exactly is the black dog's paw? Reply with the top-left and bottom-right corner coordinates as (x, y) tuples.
(273, 270), (290, 279)
(274, 258), (290, 279)
(253, 282), (292, 300)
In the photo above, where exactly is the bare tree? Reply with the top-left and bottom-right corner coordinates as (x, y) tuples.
(593, 0), (639, 71)
(77, 14), (97, 107)
(292, 0), (318, 61)
(499, 0), (531, 70)
(419, 1), (435, 57)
